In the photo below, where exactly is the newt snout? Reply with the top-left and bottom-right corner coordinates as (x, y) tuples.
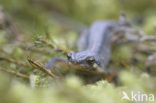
(67, 51), (100, 68)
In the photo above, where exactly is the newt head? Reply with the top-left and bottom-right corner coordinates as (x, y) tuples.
(67, 51), (100, 68)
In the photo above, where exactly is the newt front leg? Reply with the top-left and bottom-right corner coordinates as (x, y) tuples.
(45, 58), (68, 71)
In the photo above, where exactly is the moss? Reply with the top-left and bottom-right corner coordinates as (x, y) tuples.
(0, 0), (156, 103)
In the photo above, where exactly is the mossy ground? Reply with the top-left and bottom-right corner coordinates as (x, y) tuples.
(0, 0), (156, 103)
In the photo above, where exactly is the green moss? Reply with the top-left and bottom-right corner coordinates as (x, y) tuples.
(143, 15), (156, 34)
(0, 0), (156, 103)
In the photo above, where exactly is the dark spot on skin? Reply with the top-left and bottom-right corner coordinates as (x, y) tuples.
(86, 56), (95, 65)
(67, 52), (72, 60)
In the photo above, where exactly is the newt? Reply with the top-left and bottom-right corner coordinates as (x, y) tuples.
(45, 15), (131, 73)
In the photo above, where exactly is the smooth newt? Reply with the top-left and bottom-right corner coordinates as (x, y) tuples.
(45, 18), (130, 73)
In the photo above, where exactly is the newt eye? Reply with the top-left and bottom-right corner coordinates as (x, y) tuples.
(67, 52), (72, 60)
(86, 56), (95, 64)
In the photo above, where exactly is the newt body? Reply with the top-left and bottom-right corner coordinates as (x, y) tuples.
(69, 21), (117, 71)
(45, 20), (129, 72)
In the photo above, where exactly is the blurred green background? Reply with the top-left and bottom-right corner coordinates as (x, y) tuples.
(1, 0), (156, 34)
(0, 0), (156, 103)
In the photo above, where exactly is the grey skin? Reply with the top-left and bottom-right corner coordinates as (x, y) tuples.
(45, 21), (126, 72)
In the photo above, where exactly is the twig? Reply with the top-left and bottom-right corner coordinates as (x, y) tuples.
(27, 57), (57, 78)
(19, 44), (54, 56)
(0, 56), (28, 67)
(140, 35), (156, 42)
(36, 38), (69, 55)
(113, 27), (156, 46)
(0, 67), (29, 79)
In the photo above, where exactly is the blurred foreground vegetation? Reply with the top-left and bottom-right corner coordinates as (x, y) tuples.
(0, 0), (156, 103)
